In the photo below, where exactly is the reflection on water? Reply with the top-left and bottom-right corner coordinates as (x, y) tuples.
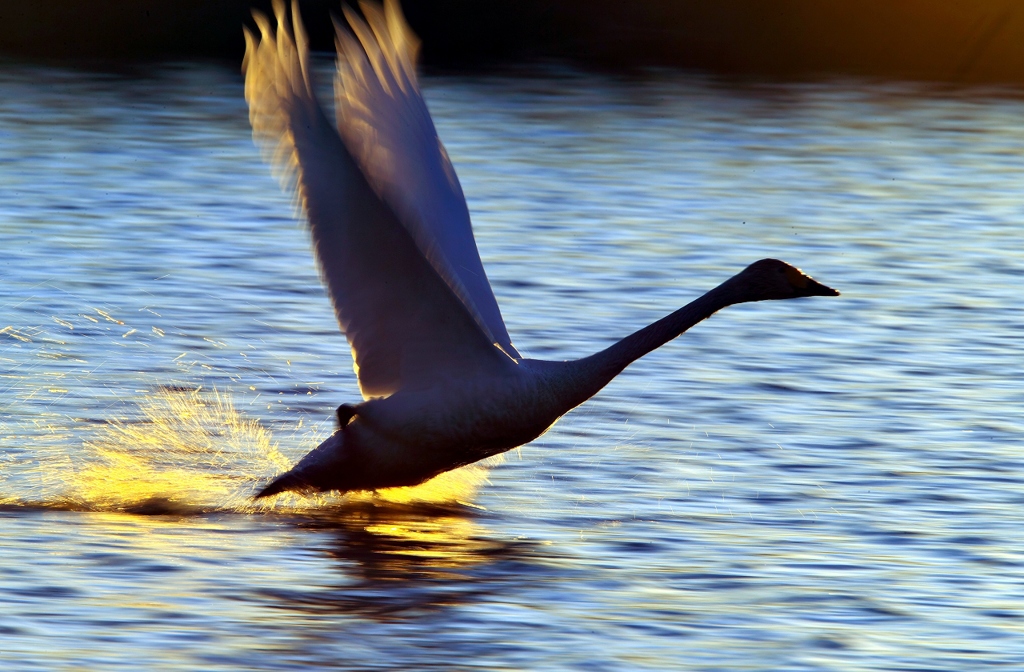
(2, 59), (1024, 669)
(264, 506), (536, 620)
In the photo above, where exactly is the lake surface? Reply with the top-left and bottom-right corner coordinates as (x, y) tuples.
(2, 59), (1023, 670)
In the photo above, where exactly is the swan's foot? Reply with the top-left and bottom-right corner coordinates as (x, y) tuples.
(336, 403), (358, 430)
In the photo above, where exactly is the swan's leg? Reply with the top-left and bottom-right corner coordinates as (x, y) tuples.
(336, 403), (358, 429)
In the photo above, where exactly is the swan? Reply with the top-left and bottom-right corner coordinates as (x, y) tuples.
(243, 0), (839, 498)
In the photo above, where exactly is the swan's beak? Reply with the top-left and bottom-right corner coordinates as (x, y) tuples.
(801, 277), (840, 298)
(779, 263), (839, 298)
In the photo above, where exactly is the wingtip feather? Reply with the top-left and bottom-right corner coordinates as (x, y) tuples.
(383, 0), (420, 81)
(243, 0), (325, 209)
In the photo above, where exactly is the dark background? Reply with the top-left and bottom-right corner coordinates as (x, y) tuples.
(1, 1), (1023, 82)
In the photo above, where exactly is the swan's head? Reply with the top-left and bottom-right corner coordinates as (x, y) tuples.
(254, 429), (352, 499)
(731, 258), (839, 303)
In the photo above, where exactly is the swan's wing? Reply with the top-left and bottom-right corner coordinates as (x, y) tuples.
(333, 0), (519, 359)
(244, 0), (515, 398)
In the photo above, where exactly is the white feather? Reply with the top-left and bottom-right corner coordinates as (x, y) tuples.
(333, 0), (519, 358)
(243, 0), (516, 399)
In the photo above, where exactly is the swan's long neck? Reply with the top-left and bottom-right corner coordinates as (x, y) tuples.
(557, 277), (748, 409)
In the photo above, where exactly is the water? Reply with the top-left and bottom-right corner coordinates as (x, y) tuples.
(1, 58), (1023, 670)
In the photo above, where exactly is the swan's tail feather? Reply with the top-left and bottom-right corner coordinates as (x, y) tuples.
(254, 430), (349, 499)
(254, 470), (311, 499)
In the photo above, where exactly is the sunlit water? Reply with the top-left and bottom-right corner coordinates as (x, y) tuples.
(1, 59), (1023, 670)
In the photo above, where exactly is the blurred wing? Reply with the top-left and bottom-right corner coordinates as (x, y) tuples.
(244, 0), (515, 398)
(333, 0), (519, 359)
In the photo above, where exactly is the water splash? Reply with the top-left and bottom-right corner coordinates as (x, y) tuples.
(1, 300), (498, 514)
(68, 387), (290, 513)
(1, 385), (497, 514)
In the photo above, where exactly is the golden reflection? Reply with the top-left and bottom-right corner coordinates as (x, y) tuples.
(351, 511), (497, 564)
(302, 502), (529, 602)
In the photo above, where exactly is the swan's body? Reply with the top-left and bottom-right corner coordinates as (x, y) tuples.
(244, 0), (839, 498)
